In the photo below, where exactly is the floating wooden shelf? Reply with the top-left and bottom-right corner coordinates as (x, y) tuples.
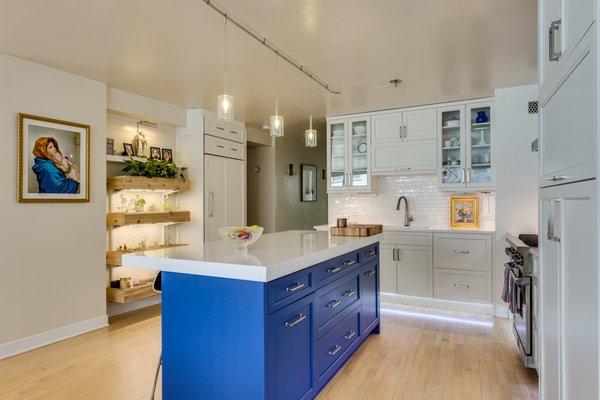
(106, 243), (187, 267)
(107, 175), (191, 192)
(106, 154), (146, 163)
(107, 283), (157, 304)
(106, 211), (191, 228)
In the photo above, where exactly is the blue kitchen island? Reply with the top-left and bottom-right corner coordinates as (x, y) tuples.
(123, 230), (381, 400)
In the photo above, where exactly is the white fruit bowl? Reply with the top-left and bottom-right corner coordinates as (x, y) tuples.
(218, 226), (264, 252)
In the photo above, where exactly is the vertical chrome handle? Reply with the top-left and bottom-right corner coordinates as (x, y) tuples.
(549, 20), (562, 62)
(547, 199), (561, 242)
(466, 168), (471, 183)
(398, 125), (403, 139)
(396, 248), (400, 261)
(403, 125), (407, 139)
(392, 248), (396, 261)
(461, 168), (466, 183)
(208, 191), (214, 217)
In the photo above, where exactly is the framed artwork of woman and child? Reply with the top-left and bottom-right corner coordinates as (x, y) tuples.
(18, 113), (90, 203)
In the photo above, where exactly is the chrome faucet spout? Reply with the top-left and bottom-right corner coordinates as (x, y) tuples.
(396, 196), (414, 226)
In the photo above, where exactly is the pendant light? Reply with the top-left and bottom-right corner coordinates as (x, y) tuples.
(217, 15), (234, 121)
(305, 115), (317, 147)
(270, 53), (284, 137)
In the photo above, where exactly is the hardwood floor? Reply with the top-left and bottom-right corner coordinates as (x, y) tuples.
(0, 303), (538, 400)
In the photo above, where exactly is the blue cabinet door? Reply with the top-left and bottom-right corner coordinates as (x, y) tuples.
(360, 259), (380, 335)
(267, 295), (316, 400)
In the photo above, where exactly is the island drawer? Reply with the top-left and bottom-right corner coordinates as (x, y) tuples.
(316, 272), (360, 337)
(316, 251), (361, 288)
(268, 268), (315, 313)
(317, 306), (360, 379)
(360, 244), (379, 264)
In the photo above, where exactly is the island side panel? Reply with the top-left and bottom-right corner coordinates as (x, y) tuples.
(161, 272), (267, 400)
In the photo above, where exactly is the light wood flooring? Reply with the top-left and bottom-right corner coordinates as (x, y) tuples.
(0, 303), (538, 400)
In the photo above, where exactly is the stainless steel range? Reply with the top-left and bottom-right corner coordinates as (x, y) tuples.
(504, 234), (538, 370)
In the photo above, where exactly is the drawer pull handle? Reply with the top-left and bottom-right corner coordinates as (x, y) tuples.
(285, 282), (305, 293)
(453, 283), (470, 289)
(284, 313), (307, 328)
(230, 130), (238, 134)
(364, 270), (376, 277)
(328, 266), (342, 274)
(546, 174), (568, 181)
(230, 148), (238, 151)
(343, 290), (356, 297)
(328, 345), (342, 356)
(365, 250), (376, 257)
(344, 259), (357, 267)
(327, 300), (341, 308)
(217, 126), (225, 131)
(344, 330), (357, 340)
(453, 250), (470, 254)
(216, 145), (225, 149)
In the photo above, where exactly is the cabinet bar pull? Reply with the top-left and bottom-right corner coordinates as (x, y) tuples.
(343, 289), (356, 297)
(229, 130), (238, 134)
(216, 145), (225, 149)
(344, 259), (357, 267)
(548, 19), (562, 62)
(328, 345), (342, 356)
(208, 191), (215, 217)
(364, 269), (376, 277)
(217, 126), (225, 131)
(327, 300), (341, 308)
(284, 313), (307, 328)
(365, 250), (376, 257)
(546, 174), (568, 181)
(453, 283), (470, 289)
(344, 330), (357, 340)
(230, 148), (238, 151)
(453, 250), (470, 254)
(285, 282), (305, 293)
(392, 248), (396, 261)
(328, 266), (342, 274)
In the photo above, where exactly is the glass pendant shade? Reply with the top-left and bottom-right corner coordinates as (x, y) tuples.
(270, 115), (284, 137)
(305, 115), (317, 147)
(218, 94), (234, 121)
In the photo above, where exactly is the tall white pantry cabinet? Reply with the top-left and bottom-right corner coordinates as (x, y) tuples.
(538, 0), (598, 398)
(203, 114), (246, 242)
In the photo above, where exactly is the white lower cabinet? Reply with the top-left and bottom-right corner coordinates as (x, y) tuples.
(381, 232), (494, 306)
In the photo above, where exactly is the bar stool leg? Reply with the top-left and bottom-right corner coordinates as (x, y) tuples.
(150, 352), (162, 400)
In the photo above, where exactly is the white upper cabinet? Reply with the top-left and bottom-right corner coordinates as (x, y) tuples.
(402, 108), (437, 141)
(371, 107), (437, 174)
(540, 40), (596, 186)
(437, 101), (494, 190)
(539, 0), (594, 101)
(327, 115), (371, 193)
(371, 112), (403, 143)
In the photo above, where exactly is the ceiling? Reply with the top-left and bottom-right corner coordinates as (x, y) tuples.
(0, 0), (537, 131)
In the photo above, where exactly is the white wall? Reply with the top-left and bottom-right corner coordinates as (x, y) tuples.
(492, 85), (539, 315)
(0, 53), (108, 357)
(328, 175), (495, 229)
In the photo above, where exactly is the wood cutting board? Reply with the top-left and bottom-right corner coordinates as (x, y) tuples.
(330, 224), (383, 237)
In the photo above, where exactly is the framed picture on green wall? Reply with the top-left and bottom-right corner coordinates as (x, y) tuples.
(300, 164), (317, 202)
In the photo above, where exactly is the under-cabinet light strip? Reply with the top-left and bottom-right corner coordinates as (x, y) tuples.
(203, 0), (343, 95)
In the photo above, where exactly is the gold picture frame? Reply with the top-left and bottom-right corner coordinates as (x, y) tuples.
(450, 196), (478, 229)
(18, 113), (90, 203)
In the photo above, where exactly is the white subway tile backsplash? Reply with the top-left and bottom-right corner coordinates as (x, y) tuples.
(328, 175), (495, 229)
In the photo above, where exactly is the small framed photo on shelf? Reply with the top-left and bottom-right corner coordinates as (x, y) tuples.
(122, 143), (133, 156)
(18, 113), (90, 203)
(106, 138), (114, 155)
(450, 196), (478, 229)
(150, 147), (161, 160)
(161, 148), (173, 163)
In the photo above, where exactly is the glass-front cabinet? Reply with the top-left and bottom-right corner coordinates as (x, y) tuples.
(327, 116), (371, 192)
(437, 101), (494, 189)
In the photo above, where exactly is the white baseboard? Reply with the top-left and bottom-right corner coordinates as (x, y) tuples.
(381, 292), (495, 315)
(0, 315), (108, 360)
(494, 302), (510, 319)
(107, 295), (161, 317)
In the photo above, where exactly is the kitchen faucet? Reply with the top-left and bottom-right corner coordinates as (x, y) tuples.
(396, 196), (414, 226)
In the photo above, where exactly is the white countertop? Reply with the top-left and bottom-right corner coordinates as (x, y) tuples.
(122, 230), (382, 282)
(314, 224), (495, 234)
